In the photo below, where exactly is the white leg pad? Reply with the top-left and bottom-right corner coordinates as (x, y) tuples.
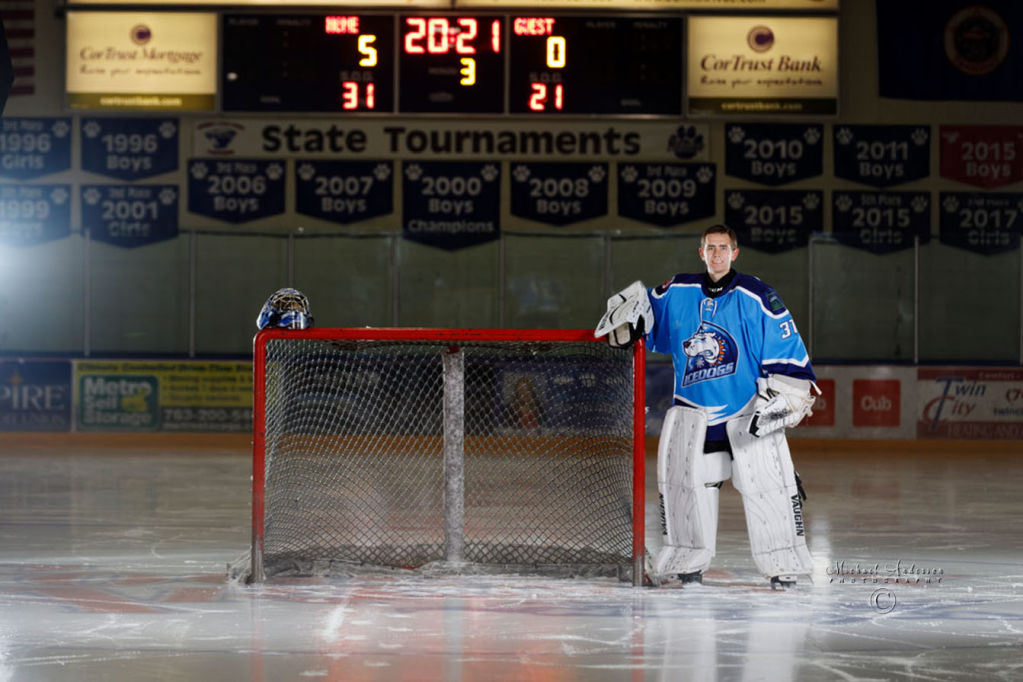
(726, 418), (812, 578)
(652, 407), (731, 579)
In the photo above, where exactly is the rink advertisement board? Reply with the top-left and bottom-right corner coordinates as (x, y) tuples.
(0, 360), (72, 432)
(73, 360), (251, 432)
(917, 368), (1023, 440)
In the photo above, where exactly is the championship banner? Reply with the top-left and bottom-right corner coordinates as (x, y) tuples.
(80, 118), (179, 180)
(724, 189), (819, 253)
(833, 125), (931, 188)
(66, 11), (217, 111)
(82, 184), (178, 247)
(295, 160), (394, 225)
(686, 16), (839, 117)
(617, 162), (716, 227)
(724, 123), (822, 185)
(187, 159), (285, 223)
(938, 192), (1021, 255)
(0, 360), (72, 432)
(877, 1), (1023, 102)
(509, 162), (607, 227)
(0, 118), (71, 180)
(0, 185), (71, 246)
(832, 191), (931, 254)
(192, 119), (711, 162)
(939, 125), (1023, 188)
(74, 360), (252, 432)
(918, 367), (1023, 439)
(402, 161), (500, 251)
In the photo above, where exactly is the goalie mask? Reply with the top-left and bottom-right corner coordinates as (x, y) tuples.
(256, 288), (313, 330)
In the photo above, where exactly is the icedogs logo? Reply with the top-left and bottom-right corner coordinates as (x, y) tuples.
(682, 323), (737, 386)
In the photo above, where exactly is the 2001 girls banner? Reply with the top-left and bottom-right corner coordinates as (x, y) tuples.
(917, 367), (1023, 439)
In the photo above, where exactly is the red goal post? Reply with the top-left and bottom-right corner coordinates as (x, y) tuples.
(251, 328), (646, 585)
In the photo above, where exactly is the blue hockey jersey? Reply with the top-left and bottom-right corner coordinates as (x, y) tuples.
(647, 271), (815, 441)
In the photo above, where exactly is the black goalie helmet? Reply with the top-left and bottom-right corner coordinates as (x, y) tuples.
(256, 288), (313, 330)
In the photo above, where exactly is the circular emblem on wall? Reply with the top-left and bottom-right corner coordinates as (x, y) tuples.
(130, 24), (152, 46)
(944, 6), (1009, 76)
(747, 26), (775, 53)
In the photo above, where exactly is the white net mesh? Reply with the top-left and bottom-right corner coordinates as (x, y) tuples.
(254, 334), (637, 580)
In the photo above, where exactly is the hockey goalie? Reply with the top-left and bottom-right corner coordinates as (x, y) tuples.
(595, 225), (820, 589)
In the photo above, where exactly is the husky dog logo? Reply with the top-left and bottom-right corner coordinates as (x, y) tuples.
(681, 322), (738, 387)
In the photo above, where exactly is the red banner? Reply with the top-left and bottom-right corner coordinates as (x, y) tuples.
(939, 125), (1023, 188)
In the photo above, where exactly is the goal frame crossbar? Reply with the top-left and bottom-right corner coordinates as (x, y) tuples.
(251, 327), (646, 585)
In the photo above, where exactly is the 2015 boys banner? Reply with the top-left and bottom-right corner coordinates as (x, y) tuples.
(724, 189), (820, 253)
(80, 118), (179, 181)
(939, 125), (1023, 188)
(295, 160), (394, 225)
(938, 192), (1021, 255)
(724, 124), (823, 186)
(832, 191), (931, 254)
(0, 118), (71, 180)
(833, 125), (931, 188)
(617, 162), (716, 227)
(187, 159), (285, 223)
(402, 161), (500, 251)
(81, 185), (179, 247)
(509, 162), (608, 227)
(0, 360), (71, 432)
(0, 185), (71, 246)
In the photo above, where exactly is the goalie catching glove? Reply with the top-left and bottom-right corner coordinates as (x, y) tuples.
(594, 281), (654, 349)
(748, 374), (820, 437)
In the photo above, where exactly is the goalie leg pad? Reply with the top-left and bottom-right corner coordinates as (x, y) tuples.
(653, 407), (731, 579)
(726, 417), (813, 578)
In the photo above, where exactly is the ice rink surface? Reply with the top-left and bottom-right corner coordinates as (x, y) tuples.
(0, 435), (1021, 681)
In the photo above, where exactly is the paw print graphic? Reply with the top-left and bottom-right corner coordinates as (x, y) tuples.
(727, 192), (745, 210)
(52, 120), (70, 138)
(802, 193), (821, 210)
(588, 165), (606, 183)
(942, 195), (960, 213)
(728, 126), (746, 144)
(50, 187), (69, 204)
(513, 165), (531, 183)
(620, 166), (638, 183)
(83, 121), (101, 139)
(835, 127), (854, 146)
(298, 164), (316, 182)
(481, 164), (499, 182)
(911, 195), (929, 213)
(404, 163), (423, 181)
(912, 128), (929, 146)
(159, 122), (177, 139)
(374, 163), (391, 181)
(803, 127), (822, 145)
(82, 188), (101, 205)
(265, 163), (284, 181)
(190, 162), (209, 180)
(159, 188), (177, 205)
(697, 166), (714, 184)
(835, 194), (853, 212)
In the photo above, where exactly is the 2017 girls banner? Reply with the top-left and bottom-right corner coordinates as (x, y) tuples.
(0, 360), (72, 432)
(402, 161), (501, 251)
(877, 1), (1023, 102)
(509, 162), (608, 227)
(832, 192), (931, 254)
(724, 123), (822, 186)
(187, 159), (285, 223)
(617, 162), (716, 227)
(833, 125), (931, 188)
(938, 192), (1021, 255)
(939, 125), (1023, 188)
(724, 189), (819, 252)
(0, 118), (71, 180)
(81, 185), (179, 247)
(918, 368), (1023, 439)
(80, 118), (179, 180)
(0, 185), (72, 246)
(295, 160), (394, 225)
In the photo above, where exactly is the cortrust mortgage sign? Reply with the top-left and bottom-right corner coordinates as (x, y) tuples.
(66, 12), (217, 111)
(687, 16), (838, 117)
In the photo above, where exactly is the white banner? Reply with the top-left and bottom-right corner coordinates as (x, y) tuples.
(192, 119), (710, 161)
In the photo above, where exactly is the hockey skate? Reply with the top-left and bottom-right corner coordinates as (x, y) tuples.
(770, 575), (797, 590)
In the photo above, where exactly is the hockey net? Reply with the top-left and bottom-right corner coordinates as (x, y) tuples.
(249, 328), (645, 584)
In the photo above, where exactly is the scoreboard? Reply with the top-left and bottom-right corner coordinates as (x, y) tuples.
(221, 13), (683, 115)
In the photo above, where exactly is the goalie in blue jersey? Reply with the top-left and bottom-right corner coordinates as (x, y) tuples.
(595, 224), (819, 589)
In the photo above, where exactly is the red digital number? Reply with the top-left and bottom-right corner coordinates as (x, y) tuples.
(528, 82), (563, 112)
(341, 81), (376, 110)
(405, 16), (489, 55)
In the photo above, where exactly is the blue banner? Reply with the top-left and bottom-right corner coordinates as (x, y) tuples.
(0, 185), (72, 246)
(938, 192), (1021, 255)
(0, 360), (72, 432)
(80, 118), (179, 181)
(82, 185), (179, 248)
(832, 191), (931, 254)
(877, 1), (1023, 102)
(187, 159), (286, 223)
(833, 125), (932, 188)
(295, 160), (393, 224)
(509, 162), (607, 227)
(402, 161), (500, 251)
(724, 123), (823, 186)
(724, 189), (820, 253)
(0, 118), (72, 180)
(617, 163), (716, 227)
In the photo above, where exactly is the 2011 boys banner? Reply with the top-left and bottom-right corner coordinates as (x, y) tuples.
(833, 125), (931, 188)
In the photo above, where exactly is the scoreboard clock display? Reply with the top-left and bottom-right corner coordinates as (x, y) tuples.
(508, 16), (682, 115)
(221, 14), (396, 112)
(220, 13), (684, 116)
